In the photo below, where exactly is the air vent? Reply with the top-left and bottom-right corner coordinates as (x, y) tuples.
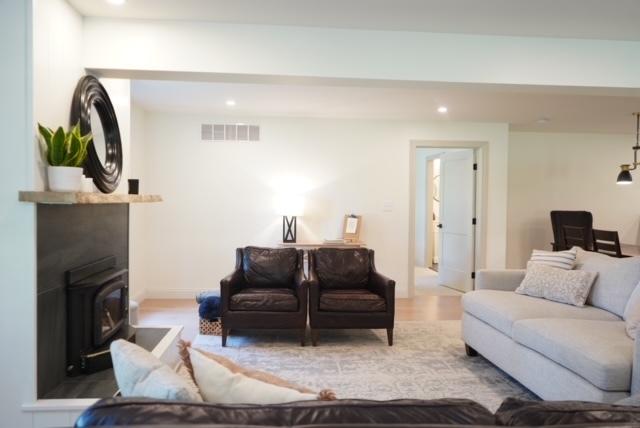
(201, 124), (213, 141)
(201, 124), (261, 142)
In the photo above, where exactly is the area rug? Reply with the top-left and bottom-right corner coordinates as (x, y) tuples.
(192, 321), (536, 411)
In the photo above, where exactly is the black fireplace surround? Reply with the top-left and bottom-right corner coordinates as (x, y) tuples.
(66, 256), (135, 376)
(37, 203), (131, 397)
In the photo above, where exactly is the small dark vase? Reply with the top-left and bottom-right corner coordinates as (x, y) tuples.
(128, 179), (139, 195)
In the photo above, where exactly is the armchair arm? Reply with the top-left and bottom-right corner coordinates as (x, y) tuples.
(307, 253), (321, 314)
(369, 271), (395, 314)
(220, 270), (245, 314)
(475, 269), (526, 292)
(293, 262), (309, 312)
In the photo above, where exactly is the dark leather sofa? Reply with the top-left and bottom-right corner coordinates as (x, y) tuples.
(221, 247), (307, 346)
(75, 397), (640, 427)
(308, 248), (395, 346)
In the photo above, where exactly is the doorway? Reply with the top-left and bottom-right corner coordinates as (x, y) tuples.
(409, 141), (488, 298)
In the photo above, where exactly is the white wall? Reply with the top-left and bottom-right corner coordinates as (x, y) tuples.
(83, 18), (640, 89)
(129, 105), (149, 302)
(507, 131), (640, 268)
(33, 0), (85, 189)
(134, 112), (508, 298)
(0, 1), (35, 426)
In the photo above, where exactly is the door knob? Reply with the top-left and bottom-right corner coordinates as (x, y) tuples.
(437, 223), (443, 229)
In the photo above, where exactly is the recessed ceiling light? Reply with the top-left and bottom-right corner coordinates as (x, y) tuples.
(437, 106), (448, 114)
(225, 99), (236, 107)
(537, 117), (551, 124)
(106, 0), (126, 5)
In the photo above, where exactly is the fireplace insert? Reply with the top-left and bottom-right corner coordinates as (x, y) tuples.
(67, 256), (135, 376)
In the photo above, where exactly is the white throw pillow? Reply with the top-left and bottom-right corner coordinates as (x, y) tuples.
(516, 263), (597, 306)
(528, 247), (577, 270)
(188, 347), (317, 404)
(624, 282), (640, 339)
(110, 339), (202, 402)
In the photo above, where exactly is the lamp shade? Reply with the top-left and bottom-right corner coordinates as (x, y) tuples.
(617, 168), (633, 185)
(275, 193), (304, 216)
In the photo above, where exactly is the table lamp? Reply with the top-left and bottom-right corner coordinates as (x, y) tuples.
(277, 193), (304, 243)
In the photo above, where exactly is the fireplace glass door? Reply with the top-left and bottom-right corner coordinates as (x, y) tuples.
(94, 280), (127, 346)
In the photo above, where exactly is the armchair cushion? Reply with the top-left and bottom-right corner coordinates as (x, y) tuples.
(314, 248), (370, 289)
(319, 289), (386, 312)
(242, 247), (299, 288)
(230, 288), (298, 312)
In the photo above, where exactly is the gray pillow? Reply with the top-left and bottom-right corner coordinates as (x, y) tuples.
(576, 248), (640, 317)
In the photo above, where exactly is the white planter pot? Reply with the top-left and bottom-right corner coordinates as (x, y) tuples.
(47, 166), (83, 192)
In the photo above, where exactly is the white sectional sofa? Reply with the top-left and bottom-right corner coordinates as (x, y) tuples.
(462, 249), (640, 403)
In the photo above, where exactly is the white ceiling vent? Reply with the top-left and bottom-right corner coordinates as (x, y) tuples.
(201, 124), (261, 142)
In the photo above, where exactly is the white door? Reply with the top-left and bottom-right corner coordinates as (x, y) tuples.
(438, 149), (476, 292)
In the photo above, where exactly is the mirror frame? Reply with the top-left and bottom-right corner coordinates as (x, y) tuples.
(70, 75), (123, 194)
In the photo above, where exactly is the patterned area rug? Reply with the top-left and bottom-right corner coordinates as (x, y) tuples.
(192, 321), (536, 411)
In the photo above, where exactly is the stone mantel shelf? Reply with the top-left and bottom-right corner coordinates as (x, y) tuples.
(19, 191), (162, 204)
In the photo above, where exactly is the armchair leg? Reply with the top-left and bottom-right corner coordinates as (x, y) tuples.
(465, 344), (478, 357)
(386, 328), (393, 346)
(311, 329), (319, 347)
(221, 328), (229, 347)
(299, 328), (306, 347)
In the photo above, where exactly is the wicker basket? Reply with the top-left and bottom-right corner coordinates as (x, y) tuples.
(199, 318), (222, 336)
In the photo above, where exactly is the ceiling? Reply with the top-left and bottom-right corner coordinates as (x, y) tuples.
(132, 80), (640, 133)
(69, 0), (640, 41)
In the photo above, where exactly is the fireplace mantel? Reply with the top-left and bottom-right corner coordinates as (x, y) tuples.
(19, 191), (162, 204)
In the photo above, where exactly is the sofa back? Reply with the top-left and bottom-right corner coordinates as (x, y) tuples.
(75, 397), (495, 427)
(241, 247), (299, 288)
(312, 248), (371, 289)
(575, 248), (640, 317)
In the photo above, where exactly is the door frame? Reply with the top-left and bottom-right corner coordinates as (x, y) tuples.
(409, 140), (489, 298)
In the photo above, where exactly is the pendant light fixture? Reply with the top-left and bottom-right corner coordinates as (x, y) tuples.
(616, 113), (640, 185)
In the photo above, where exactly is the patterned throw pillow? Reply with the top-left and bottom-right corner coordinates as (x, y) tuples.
(516, 263), (597, 306)
(528, 247), (577, 270)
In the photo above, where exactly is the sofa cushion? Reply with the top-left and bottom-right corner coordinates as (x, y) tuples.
(319, 289), (386, 312)
(495, 397), (640, 426)
(314, 248), (370, 289)
(462, 290), (620, 337)
(576, 248), (640, 317)
(230, 288), (298, 312)
(242, 246), (298, 288)
(512, 318), (632, 391)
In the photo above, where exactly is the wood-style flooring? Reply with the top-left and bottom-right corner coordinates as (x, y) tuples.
(138, 294), (462, 343)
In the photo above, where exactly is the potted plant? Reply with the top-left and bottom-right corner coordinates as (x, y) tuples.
(38, 123), (92, 192)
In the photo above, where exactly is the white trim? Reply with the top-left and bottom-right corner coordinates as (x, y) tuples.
(143, 288), (206, 299)
(409, 140), (489, 298)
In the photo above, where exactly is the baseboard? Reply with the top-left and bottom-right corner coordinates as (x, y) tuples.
(129, 289), (147, 304)
(143, 288), (205, 300)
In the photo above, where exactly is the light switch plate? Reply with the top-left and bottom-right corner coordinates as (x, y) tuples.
(383, 200), (393, 212)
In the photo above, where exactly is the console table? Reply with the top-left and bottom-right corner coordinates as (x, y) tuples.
(278, 242), (365, 249)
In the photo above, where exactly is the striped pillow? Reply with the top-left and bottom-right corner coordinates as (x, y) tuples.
(528, 247), (577, 270)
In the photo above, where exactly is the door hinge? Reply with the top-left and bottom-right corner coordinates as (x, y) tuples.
(471, 272), (476, 279)
(473, 163), (478, 171)
(472, 217), (477, 225)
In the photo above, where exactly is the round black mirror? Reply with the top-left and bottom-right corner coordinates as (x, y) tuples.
(70, 75), (123, 194)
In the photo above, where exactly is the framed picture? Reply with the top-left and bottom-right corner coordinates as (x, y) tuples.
(343, 214), (362, 242)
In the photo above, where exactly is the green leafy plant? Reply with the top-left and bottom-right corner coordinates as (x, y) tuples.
(38, 122), (92, 167)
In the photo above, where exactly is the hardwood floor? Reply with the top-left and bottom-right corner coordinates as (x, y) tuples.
(138, 294), (462, 342)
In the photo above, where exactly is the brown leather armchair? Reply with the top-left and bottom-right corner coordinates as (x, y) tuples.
(220, 247), (307, 346)
(308, 248), (395, 346)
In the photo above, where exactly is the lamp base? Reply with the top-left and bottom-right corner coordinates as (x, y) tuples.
(283, 216), (297, 243)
